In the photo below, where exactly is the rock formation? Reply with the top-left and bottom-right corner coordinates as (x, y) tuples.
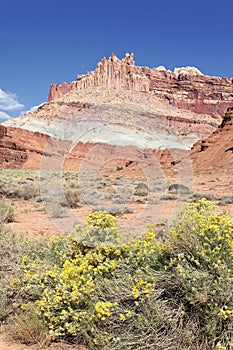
(48, 53), (233, 121)
(191, 104), (233, 167)
(48, 82), (72, 103)
(1, 103), (233, 190)
(0, 125), (71, 169)
(2, 54), (233, 172)
(0, 125), (27, 168)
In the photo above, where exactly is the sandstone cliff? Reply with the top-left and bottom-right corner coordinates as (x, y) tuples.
(191, 104), (233, 167)
(5, 53), (233, 150)
(0, 125), (71, 168)
(49, 53), (233, 121)
(2, 54), (233, 171)
(1, 104), (232, 179)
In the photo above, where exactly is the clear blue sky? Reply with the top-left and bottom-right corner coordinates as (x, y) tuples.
(1, 0), (233, 121)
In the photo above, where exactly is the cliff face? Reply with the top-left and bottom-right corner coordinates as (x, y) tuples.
(6, 54), (233, 150)
(191, 104), (233, 167)
(0, 125), (27, 168)
(1, 104), (232, 176)
(48, 53), (233, 121)
(48, 82), (72, 103)
(2, 53), (233, 171)
(0, 125), (70, 169)
(0, 124), (175, 171)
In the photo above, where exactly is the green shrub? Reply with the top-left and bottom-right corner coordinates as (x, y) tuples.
(218, 195), (233, 205)
(165, 200), (233, 349)
(0, 229), (24, 320)
(16, 184), (39, 200)
(48, 203), (65, 218)
(17, 202), (233, 349)
(0, 199), (14, 223)
(19, 212), (168, 348)
(191, 192), (217, 201)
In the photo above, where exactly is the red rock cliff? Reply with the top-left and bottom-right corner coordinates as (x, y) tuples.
(0, 125), (71, 169)
(191, 104), (233, 167)
(48, 53), (233, 121)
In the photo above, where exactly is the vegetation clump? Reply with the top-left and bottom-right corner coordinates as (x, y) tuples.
(1, 200), (233, 349)
(0, 199), (14, 223)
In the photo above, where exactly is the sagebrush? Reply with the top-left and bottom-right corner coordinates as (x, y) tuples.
(2, 201), (233, 349)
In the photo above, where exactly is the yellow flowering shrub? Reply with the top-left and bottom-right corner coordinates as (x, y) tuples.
(18, 203), (233, 349)
(75, 210), (121, 247)
(19, 211), (170, 348)
(166, 199), (233, 348)
(219, 306), (233, 320)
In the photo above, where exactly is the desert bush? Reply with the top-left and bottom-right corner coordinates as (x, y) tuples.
(134, 183), (148, 196)
(160, 194), (177, 201)
(18, 183), (40, 200)
(218, 195), (233, 205)
(164, 200), (233, 349)
(0, 199), (14, 223)
(48, 203), (66, 218)
(113, 193), (131, 204)
(16, 202), (233, 349)
(168, 183), (190, 194)
(191, 192), (217, 201)
(3, 183), (39, 200)
(0, 229), (24, 320)
(19, 212), (168, 348)
(10, 309), (51, 347)
(66, 190), (80, 208)
(96, 205), (134, 216)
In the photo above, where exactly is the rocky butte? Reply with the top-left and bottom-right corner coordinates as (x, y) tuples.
(1, 53), (233, 170)
(48, 53), (233, 120)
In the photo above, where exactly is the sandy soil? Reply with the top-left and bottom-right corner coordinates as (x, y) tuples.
(5, 160), (233, 238)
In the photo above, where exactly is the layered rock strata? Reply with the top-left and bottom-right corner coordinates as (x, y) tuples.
(49, 53), (233, 121)
(0, 125), (70, 168)
(2, 54), (233, 171)
(191, 104), (233, 167)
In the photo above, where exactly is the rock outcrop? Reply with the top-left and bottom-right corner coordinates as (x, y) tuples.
(0, 125), (27, 168)
(2, 54), (233, 171)
(71, 53), (150, 93)
(1, 103), (233, 187)
(48, 82), (72, 103)
(191, 104), (233, 167)
(5, 53), (233, 151)
(0, 123), (184, 173)
(48, 53), (233, 121)
(0, 125), (71, 169)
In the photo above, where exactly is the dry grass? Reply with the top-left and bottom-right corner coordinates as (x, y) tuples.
(10, 312), (51, 348)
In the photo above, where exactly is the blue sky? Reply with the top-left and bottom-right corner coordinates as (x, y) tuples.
(1, 0), (233, 121)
